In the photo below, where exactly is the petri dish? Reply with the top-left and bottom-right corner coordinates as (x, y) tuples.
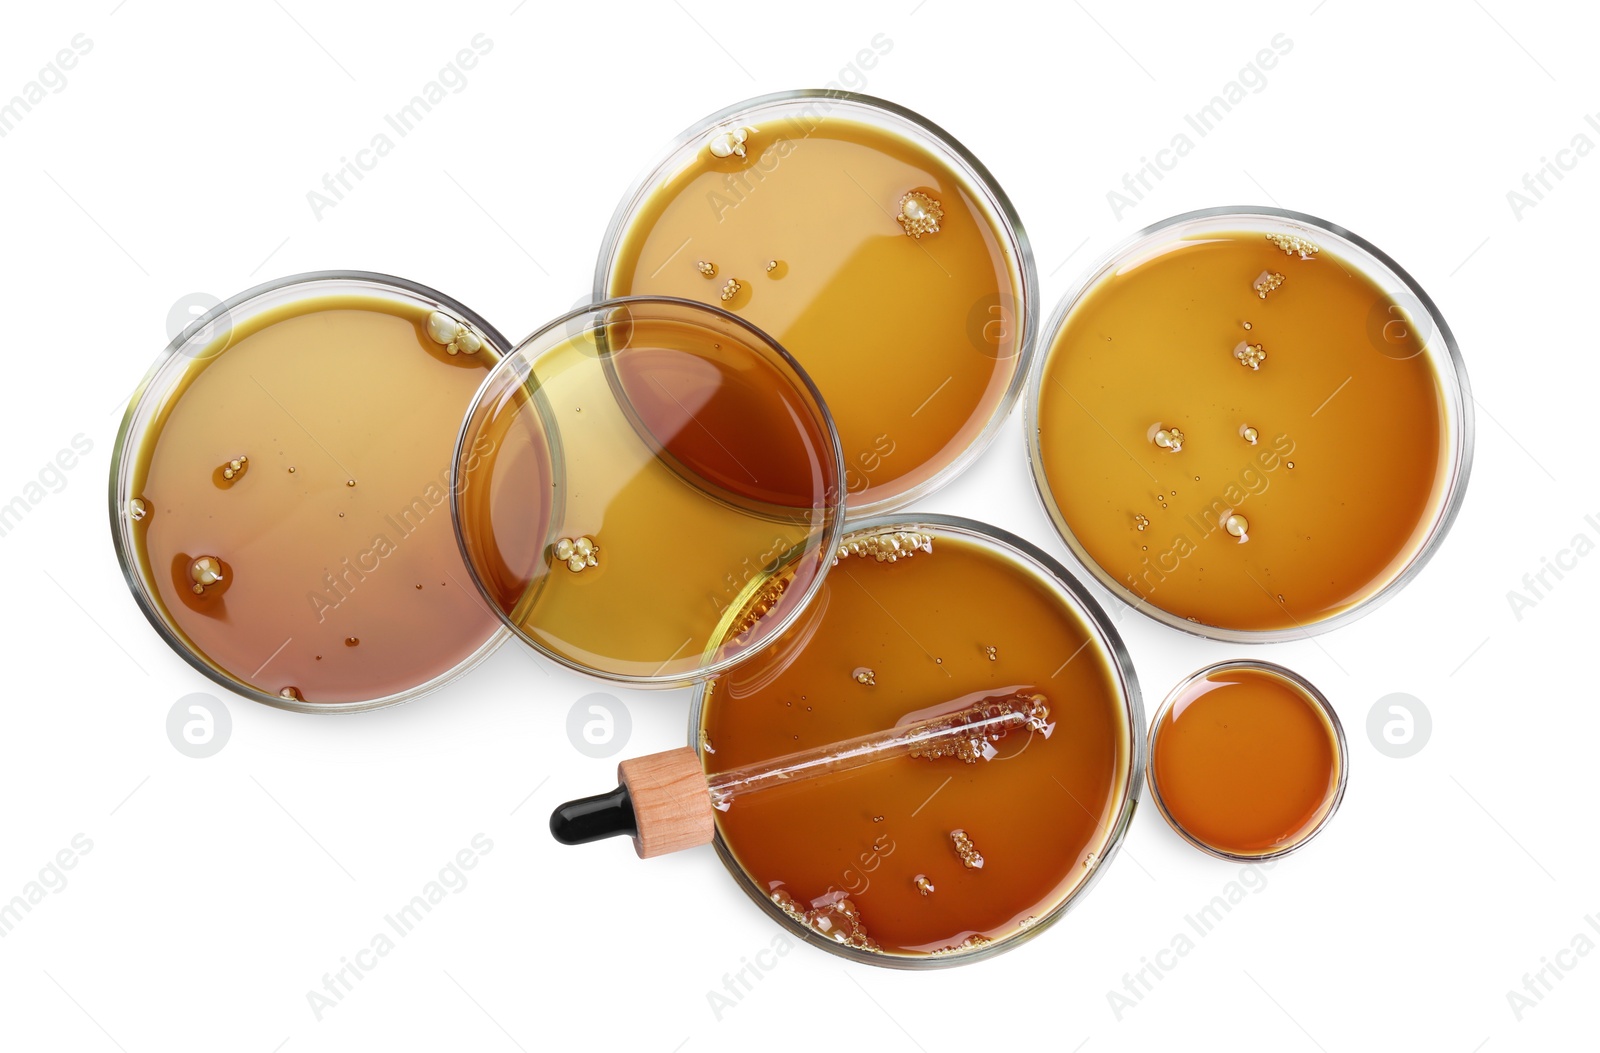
(110, 272), (511, 712)
(1147, 661), (1347, 861)
(597, 90), (1037, 518)
(1027, 207), (1473, 641)
(689, 515), (1142, 967)
(452, 297), (846, 687)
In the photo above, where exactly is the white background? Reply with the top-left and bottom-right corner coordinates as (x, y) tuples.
(1, 1), (1594, 1050)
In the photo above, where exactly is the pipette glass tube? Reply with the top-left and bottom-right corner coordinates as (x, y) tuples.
(707, 693), (1051, 811)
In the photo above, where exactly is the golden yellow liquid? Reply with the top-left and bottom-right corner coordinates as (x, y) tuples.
(1151, 664), (1342, 856)
(1036, 231), (1449, 632)
(699, 526), (1131, 959)
(128, 296), (502, 704)
(455, 308), (840, 681)
(606, 113), (1024, 509)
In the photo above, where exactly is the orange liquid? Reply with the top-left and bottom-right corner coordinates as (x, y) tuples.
(1035, 230), (1449, 631)
(1150, 665), (1342, 856)
(699, 526), (1131, 959)
(128, 296), (502, 703)
(605, 113), (1024, 510)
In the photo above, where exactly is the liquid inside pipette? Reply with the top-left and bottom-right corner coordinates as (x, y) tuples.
(707, 693), (1052, 812)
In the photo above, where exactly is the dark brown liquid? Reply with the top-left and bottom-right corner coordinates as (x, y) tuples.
(128, 296), (501, 703)
(1036, 230), (1449, 631)
(1151, 664), (1342, 856)
(699, 526), (1131, 959)
(606, 113), (1024, 510)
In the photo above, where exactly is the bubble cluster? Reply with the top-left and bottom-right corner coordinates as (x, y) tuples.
(1253, 271), (1285, 299)
(707, 126), (750, 159)
(1266, 232), (1321, 258)
(909, 695), (1050, 764)
(896, 191), (943, 239)
(930, 934), (993, 956)
(1150, 425), (1185, 452)
(833, 530), (933, 566)
(720, 278), (742, 302)
(772, 888), (879, 951)
(985, 645), (998, 662)
(1235, 341), (1267, 371)
(951, 829), (984, 869)
(1134, 514), (1150, 531)
(425, 310), (482, 356)
(914, 875), (935, 896)
(554, 535), (600, 573)
(853, 667), (876, 686)
(696, 260), (718, 278)
(725, 570), (792, 640)
(188, 555), (224, 595)
(218, 455), (248, 482)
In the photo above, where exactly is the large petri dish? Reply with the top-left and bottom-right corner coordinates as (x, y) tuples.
(598, 90), (1037, 518)
(690, 515), (1142, 967)
(110, 272), (510, 712)
(1028, 207), (1473, 641)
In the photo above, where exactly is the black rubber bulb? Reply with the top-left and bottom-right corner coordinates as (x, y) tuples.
(549, 785), (638, 846)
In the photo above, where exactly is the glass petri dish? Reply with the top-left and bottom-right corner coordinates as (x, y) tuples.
(597, 90), (1037, 518)
(451, 297), (846, 687)
(1147, 660), (1347, 861)
(1027, 206), (1473, 642)
(110, 272), (511, 712)
(688, 515), (1143, 967)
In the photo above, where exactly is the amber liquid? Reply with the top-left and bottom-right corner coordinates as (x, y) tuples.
(606, 114), (1024, 510)
(129, 296), (502, 704)
(454, 307), (839, 682)
(699, 527), (1130, 959)
(1151, 665), (1341, 856)
(1036, 231), (1448, 631)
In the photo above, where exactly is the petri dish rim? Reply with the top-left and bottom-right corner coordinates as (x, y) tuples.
(593, 88), (1041, 520)
(1024, 205), (1475, 643)
(108, 270), (513, 715)
(1145, 659), (1350, 863)
(685, 512), (1146, 969)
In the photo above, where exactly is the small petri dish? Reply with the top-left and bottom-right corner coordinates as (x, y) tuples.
(110, 272), (511, 712)
(689, 515), (1143, 967)
(451, 297), (846, 687)
(597, 90), (1037, 518)
(1147, 661), (1347, 861)
(1027, 207), (1473, 641)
